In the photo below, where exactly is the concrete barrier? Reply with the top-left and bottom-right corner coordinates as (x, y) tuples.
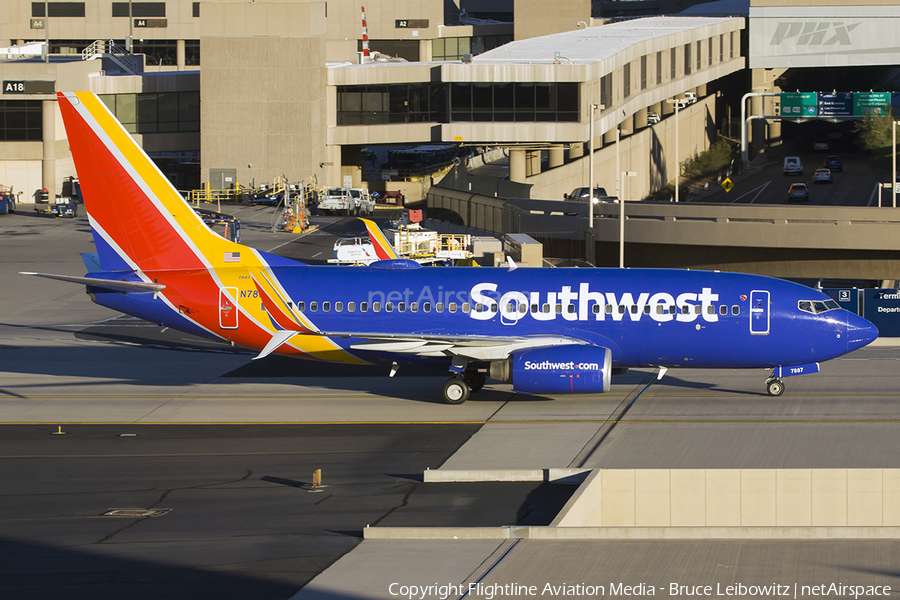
(423, 468), (590, 483)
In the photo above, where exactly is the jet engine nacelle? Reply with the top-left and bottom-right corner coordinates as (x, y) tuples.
(490, 345), (612, 395)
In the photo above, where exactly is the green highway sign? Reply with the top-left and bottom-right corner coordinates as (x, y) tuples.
(780, 92), (817, 117)
(854, 92), (890, 117)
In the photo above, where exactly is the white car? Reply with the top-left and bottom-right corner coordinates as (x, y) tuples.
(683, 92), (698, 104)
(647, 112), (661, 124)
(349, 188), (375, 216)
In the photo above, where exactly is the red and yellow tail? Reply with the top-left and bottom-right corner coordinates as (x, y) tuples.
(57, 91), (239, 273)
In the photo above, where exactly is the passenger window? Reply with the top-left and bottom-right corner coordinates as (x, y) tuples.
(694, 305), (701, 315)
(706, 305), (715, 315)
(491, 303), (498, 312)
(669, 305), (677, 314)
(449, 302), (457, 313)
(423, 302), (431, 312)
(732, 305), (740, 315)
(593, 304), (601, 314)
(656, 305), (664, 314)
(531, 304), (539, 313)
(518, 303), (526, 314)
(606, 305), (613, 314)
(556, 304), (563, 314)
(507, 302), (517, 313)
(630, 305), (638, 315)
(681, 305), (689, 314)
(462, 303), (470, 313)
(568, 304), (576, 314)
(360, 302), (368, 312)
(643, 305), (651, 314)
(543, 303), (550, 313)
(348, 302), (355, 312)
(476, 303), (484, 313)
(323, 302), (331, 312)
(372, 302), (380, 312)
(298, 301), (306, 311)
(335, 302), (343, 312)
(411, 302), (418, 312)
(436, 302), (444, 312)
(719, 305), (727, 316)
(310, 301), (318, 312)
(618, 305), (626, 314)
(398, 302), (406, 312)
(386, 302), (394, 312)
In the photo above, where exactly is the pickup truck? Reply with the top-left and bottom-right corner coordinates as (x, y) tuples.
(349, 188), (375, 216)
(318, 187), (354, 215)
(564, 187), (619, 203)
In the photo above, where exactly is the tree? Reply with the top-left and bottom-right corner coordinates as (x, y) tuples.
(852, 115), (893, 153)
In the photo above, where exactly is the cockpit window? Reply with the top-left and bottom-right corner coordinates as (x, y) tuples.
(798, 299), (840, 314)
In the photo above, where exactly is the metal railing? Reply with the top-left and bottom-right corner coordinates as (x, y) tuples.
(82, 39), (143, 75)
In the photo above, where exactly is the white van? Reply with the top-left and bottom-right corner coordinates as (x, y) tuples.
(783, 156), (803, 176)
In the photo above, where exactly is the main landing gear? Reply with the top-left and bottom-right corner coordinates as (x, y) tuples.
(441, 361), (486, 404)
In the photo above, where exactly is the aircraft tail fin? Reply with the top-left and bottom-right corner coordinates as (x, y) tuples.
(57, 91), (240, 274)
(359, 218), (400, 260)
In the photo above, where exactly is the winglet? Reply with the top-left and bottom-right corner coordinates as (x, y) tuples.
(359, 218), (399, 260)
(506, 256), (518, 271)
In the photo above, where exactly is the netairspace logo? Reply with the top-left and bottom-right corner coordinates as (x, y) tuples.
(770, 22), (859, 46)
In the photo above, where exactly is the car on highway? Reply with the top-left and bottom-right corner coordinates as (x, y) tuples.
(812, 168), (833, 184)
(788, 182), (810, 202)
(813, 140), (830, 151)
(783, 156), (803, 176)
(647, 112), (661, 124)
(565, 187), (619, 203)
(824, 155), (842, 172)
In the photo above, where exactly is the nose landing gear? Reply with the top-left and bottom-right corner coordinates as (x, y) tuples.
(765, 377), (785, 397)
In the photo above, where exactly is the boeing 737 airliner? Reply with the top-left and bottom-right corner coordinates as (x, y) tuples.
(22, 92), (879, 404)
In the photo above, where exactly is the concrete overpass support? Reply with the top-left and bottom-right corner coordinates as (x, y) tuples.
(41, 100), (55, 203)
(635, 108), (648, 130)
(510, 149), (526, 183)
(661, 100), (674, 118)
(621, 114), (635, 136)
(568, 143), (584, 160)
(526, 151), (542, 177)
(549, 145), (565, 169)
(696, 83), (707, 97)
(602, 129), (617, 147)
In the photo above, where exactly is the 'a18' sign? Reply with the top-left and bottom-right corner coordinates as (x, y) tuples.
(3, 81), (25, 94)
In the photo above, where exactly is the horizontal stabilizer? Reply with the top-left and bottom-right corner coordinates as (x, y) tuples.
(19, 272), (165, 293)
(254, 330), (298, 360)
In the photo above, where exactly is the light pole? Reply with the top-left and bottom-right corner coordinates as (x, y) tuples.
(620, 171), (637, 268)
(586, 102), (599, 264)
(878, 120), (900, 208)
(674, 99), (679, 203)
(665, 98), (681, 202)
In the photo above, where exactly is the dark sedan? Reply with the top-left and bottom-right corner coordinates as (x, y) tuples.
(824, 155), (842, 172)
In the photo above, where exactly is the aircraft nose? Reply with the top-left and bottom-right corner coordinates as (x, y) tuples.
(847, 312), (878, 351)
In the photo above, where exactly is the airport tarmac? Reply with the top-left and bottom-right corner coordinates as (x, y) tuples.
(4, 205), (900, 599)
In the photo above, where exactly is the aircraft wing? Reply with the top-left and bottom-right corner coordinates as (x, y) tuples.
(329, 332), (587, 361)
(19, 272), (166, 293)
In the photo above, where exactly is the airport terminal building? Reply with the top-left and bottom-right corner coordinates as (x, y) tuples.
(0, 0), (897, 202)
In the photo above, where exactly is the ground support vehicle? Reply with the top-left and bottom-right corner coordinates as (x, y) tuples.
(35, 196), (78, 217)
(0, 184), (15, 214)
(319, 187), (355, 215)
